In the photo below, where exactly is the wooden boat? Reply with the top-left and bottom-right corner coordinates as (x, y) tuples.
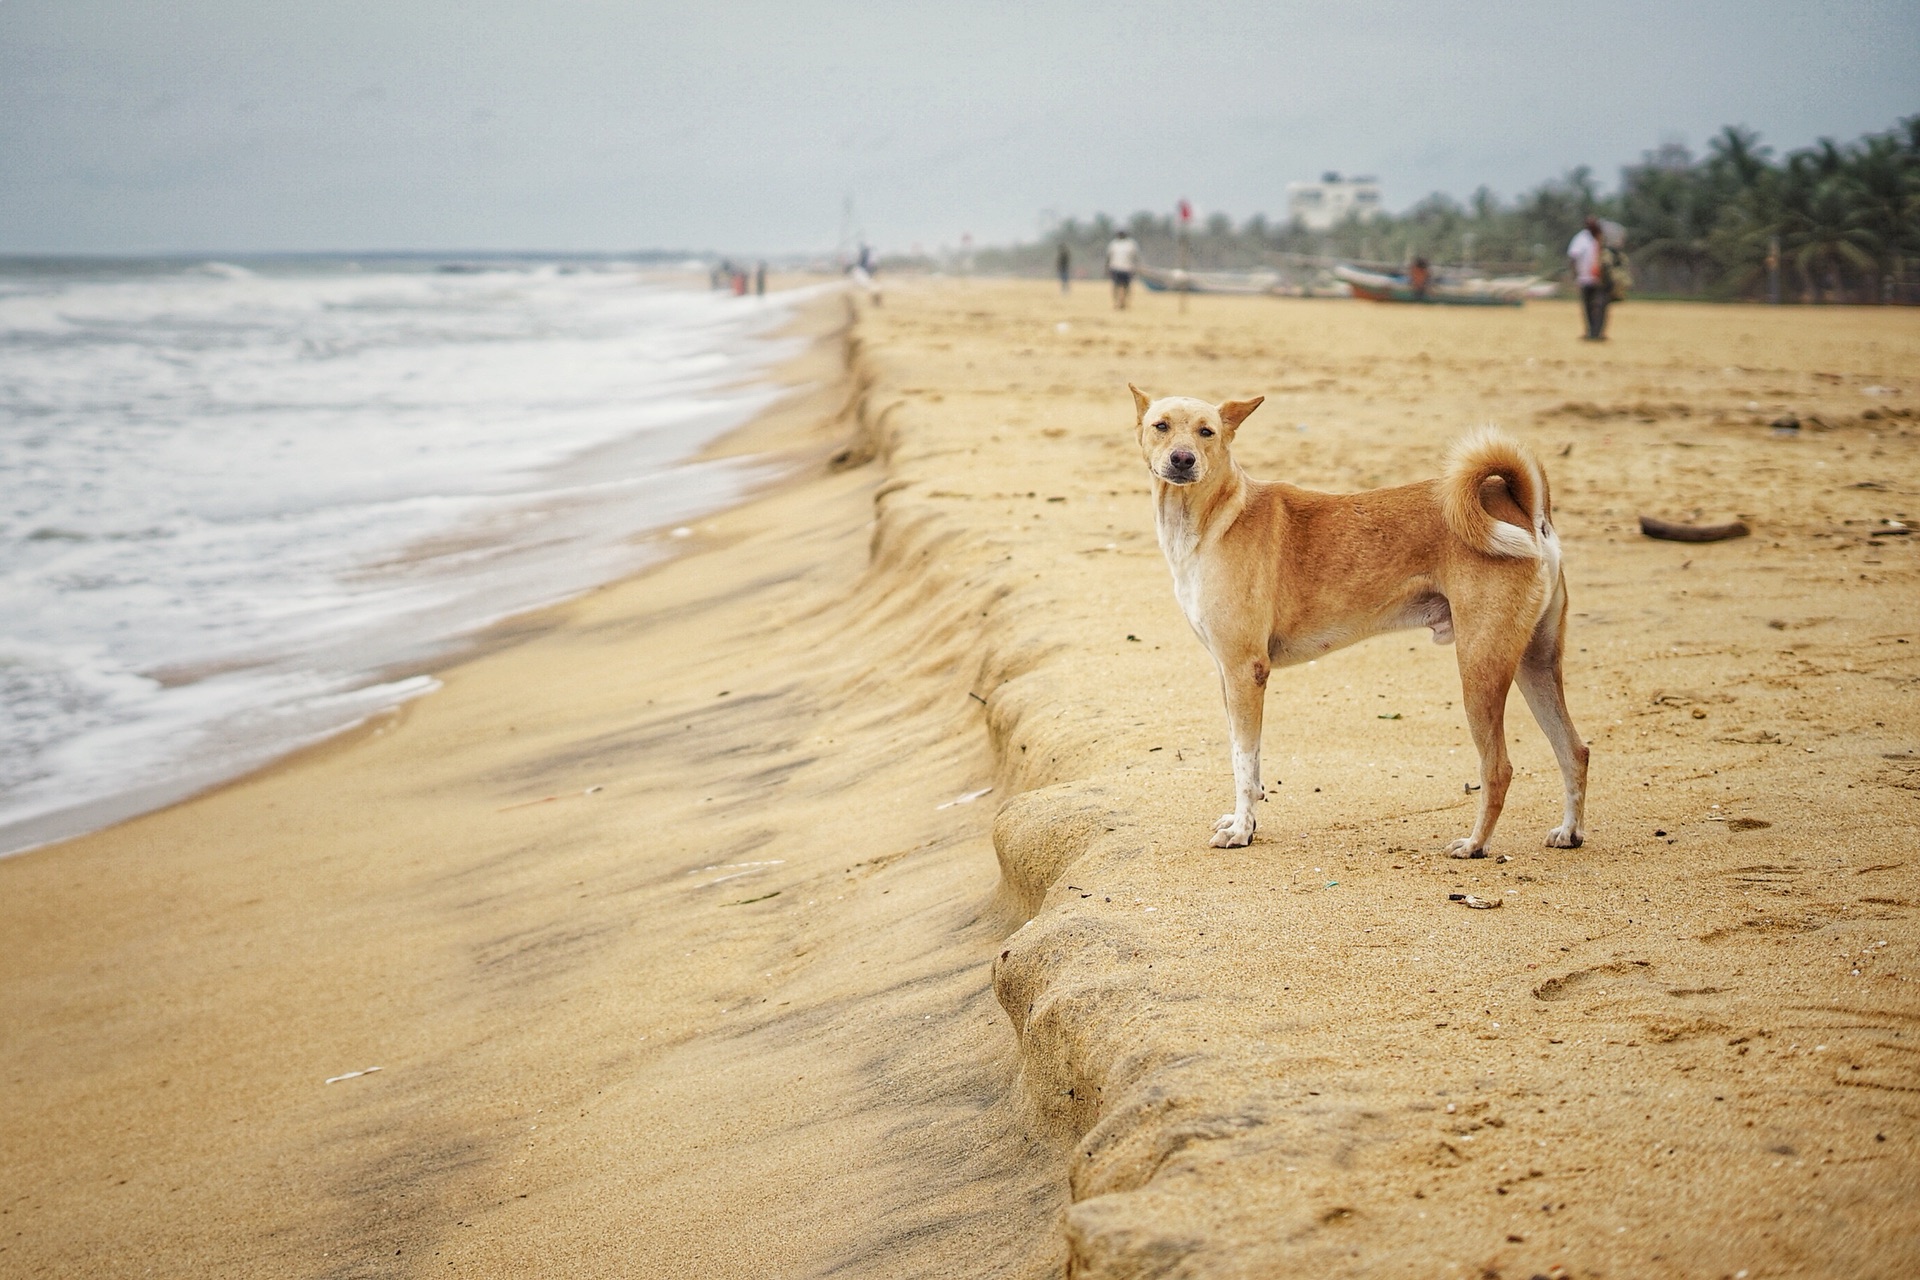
(1334, 264), (1536, 306)
(1137, 266), (1281, 295)
(1135, 266), (1351, 298)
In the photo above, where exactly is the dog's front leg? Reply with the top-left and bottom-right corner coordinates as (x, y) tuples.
(1211, 657), (1269, 848)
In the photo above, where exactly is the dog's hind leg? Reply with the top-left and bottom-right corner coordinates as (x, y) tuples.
(1447, 617), (1530, 859)
(1210, 656), (1269, 848)
(1516, 577), (1589, 848)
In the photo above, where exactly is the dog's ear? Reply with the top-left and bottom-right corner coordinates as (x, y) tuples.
(1128, 383), (1151, 422)
(1218, 396), (1265, 434)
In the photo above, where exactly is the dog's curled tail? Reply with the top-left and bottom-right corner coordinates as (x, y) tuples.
(1442, 428), (1552, 559)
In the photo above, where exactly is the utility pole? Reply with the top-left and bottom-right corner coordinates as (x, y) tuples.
(1177, 198), (1193, 313)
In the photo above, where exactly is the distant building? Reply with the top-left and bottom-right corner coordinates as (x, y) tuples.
(1285, 172), (1383, 230)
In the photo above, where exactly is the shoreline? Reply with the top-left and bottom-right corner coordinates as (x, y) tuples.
(0, 276), (830, 861)
(0, 280), (1071, 1278)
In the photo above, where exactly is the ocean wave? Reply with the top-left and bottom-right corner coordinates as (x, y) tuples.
(0, 263), (807, 854)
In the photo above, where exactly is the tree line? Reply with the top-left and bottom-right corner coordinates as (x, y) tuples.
(969, 117), (1920, 302)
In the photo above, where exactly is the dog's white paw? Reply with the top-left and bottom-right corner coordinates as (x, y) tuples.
(1211, 814), (1255, 848)
(1545, 824), (1585, 849)
(1446, 837), (1489, 859)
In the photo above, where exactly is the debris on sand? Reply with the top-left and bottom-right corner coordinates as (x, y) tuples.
(325, 1067), (382, 1084)
(1448, 894), (1502, 909)
(937, 786), (993, 809)
(1639, 515), (1750, 543)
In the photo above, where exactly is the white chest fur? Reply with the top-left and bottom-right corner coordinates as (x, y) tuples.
(1155, 501), (1212, 646)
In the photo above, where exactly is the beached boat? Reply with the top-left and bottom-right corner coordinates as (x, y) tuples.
(1334, 264), (1538, 306)
(1137, 266), (1279, 295)
(1136, 266), (1351, 298)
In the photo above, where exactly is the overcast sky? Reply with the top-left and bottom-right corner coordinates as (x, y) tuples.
(2, 0), (1914, 254)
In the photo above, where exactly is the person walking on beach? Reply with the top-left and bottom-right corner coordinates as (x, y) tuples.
(849, 243), (881, 306)
(1409, 256), (1431, 302)
(1106, 230), (1139, 310)
(1057, 242), (1071, 294)
(754, 261), (766, 296)
(1568, 216), (1609, 340)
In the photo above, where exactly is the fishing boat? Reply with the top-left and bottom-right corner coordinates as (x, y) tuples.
(1136, 266), (1351, 298)
(1137, 266), (1281, 295)
(1334, 264), (1539, 306)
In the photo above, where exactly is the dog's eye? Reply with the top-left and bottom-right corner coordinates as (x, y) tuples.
(1153, 421), (1169, 432)
(1197, 427), (1215, 437)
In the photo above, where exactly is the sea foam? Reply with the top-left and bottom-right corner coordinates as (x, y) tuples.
(0, 258), (804, 854)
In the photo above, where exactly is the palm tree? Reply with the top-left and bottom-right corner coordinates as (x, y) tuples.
(1777, 153), (1877, 301)
(1623, 155), (1715, 293)
(1842, 131), (1920, 300)
(1706, 125), (1772, 193)
(983, 115), (1916, 301)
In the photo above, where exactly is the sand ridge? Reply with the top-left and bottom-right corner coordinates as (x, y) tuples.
(844, 281), (1920, 1277)
(0, 292), (1067, 1278)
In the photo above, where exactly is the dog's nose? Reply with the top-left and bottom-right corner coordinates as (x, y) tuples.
(1169, 448), (1196, 471)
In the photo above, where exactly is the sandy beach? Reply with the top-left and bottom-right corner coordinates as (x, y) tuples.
(3, 280), (1918, 1278)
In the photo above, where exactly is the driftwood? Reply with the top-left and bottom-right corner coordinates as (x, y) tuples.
(1638, 514), (1751, 543)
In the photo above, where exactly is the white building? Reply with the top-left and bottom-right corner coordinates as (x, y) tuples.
(1285, 172), (1383, 231)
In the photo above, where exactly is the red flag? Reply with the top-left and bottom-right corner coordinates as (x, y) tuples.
(1177, 200), (1193, 223)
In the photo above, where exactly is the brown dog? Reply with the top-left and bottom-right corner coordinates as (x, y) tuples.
(1131, 386), (1588, 855)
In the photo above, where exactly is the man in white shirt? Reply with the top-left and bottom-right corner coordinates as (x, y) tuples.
(1567, 216), (1609, 341)
(1106, 231), (1141, 310)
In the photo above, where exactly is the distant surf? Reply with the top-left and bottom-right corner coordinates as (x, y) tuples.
(0, 257), (808, 855)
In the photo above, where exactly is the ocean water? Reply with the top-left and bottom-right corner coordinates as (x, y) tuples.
(0, 257), (806, 855)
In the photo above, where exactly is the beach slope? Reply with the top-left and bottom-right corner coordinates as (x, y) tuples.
(0, 296), (1066, 1279)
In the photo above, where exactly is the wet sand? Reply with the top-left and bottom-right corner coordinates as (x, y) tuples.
(0, 294), (1064, 1278)
(3, 280), (1917, 1278)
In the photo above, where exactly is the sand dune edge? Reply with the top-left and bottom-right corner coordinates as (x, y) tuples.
(844, 281), (1920, 1278)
